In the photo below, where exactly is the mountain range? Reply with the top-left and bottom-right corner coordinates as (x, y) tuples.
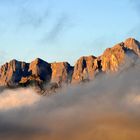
(0, 38), (140, 94)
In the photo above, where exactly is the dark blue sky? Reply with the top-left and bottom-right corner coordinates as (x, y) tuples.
(0, 0), (140, 65)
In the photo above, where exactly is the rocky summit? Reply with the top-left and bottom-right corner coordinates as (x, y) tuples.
(72, 55), (100, 83)
(0, 38), (140, 94)
(51, 62), (73, 84)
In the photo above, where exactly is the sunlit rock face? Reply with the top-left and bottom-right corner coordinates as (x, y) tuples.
(71, 38), (140, 83)
(51, 62), (73, 84)
(124, 38), (140, 56)
(101, 38), (140, 72)
(0, 38), (140, 91)
(72, 56), (100, 83)
(0, 59), (29, 86)
(101, 43), (126, 72)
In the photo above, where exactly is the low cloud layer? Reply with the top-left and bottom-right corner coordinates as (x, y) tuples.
(0, 60), (140, 140)
(0, 88), (40, 111)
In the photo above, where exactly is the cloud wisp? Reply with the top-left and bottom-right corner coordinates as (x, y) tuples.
(42, 14), (70, 43)
(18, 7), (50, 29)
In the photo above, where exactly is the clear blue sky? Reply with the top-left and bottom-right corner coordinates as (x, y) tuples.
(0, 0), (140, 65)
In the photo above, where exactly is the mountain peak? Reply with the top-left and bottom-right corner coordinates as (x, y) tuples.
(72, 55), (99, 83)
(124, 38), (140, 56)
(51, 62), (73, 84)
(125, 37), (136, 42)
(9, 59), (18, 63)
(0, 37), (140, 93)
(78, 55), (97, 61)
(31, 58), (47, 64)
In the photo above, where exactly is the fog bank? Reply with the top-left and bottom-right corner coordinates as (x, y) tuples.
(0, 60), (140, 140)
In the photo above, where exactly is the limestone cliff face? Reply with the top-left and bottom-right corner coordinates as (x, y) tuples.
(72, 56), (99, 83)
(51, 62), (73, 84)
(71, 38), (140, 83)
(101, 43), (126, 72)
(20, 58), (52, 87)
(0, 59), (29, 86)
(29, 58), (52, 82)
(0, 38), (140, 90)
(101, 38), (140, 72)
(124, 38), (140, 56)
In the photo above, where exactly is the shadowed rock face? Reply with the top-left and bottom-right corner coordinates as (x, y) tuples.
(0, 38), (140, 91)
(51, 62), (73, 84)
(72, 56), (99, 83)
(0, 59), (29, 86)
(29, 58), (52, 82)
(19, 58), (52, 89)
